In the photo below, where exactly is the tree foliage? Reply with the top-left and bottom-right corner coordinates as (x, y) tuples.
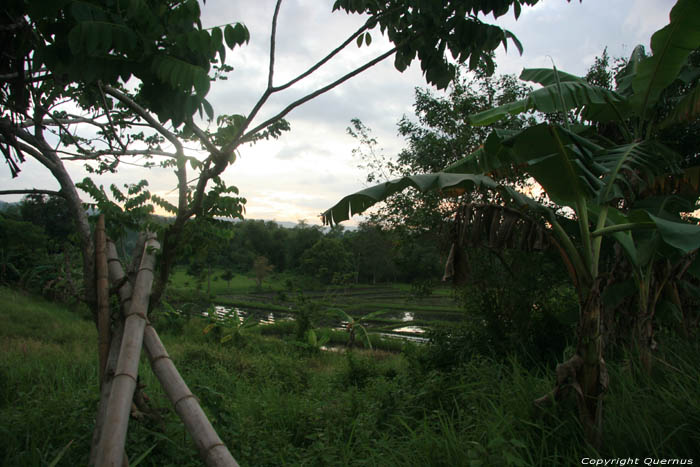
(323, 0), (700, 446)
(348, 67), (535, 230)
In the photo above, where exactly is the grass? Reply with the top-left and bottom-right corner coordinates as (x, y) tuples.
(2, 286), (700, 465)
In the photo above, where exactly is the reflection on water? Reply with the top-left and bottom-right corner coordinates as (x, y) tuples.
(378, 332), (428, 343)
(202, 305), (292, 325)
(391, 325), (425, 334)
(199, 304), (431, 344)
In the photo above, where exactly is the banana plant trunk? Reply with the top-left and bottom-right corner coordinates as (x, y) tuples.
(576, 282), (607, 449)
(535, 280), (607, 450)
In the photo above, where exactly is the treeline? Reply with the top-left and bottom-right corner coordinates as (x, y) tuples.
(177, 217), (444, 286)
(0, 194), (447, 298)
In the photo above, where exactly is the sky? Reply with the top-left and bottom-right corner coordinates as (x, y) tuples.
(1, 0), (678, 226)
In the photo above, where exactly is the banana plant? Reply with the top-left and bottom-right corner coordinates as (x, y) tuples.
(322, 0), (700, 447)
(203, 306), (257, 345)
(331, 308), (390, 350)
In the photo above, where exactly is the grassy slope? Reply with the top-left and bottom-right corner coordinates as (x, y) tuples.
(2, 287), (699, 466)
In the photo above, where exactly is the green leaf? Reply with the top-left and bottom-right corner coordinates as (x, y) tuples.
(646, 212), (700, 254)
(322, 173), (499, 225)
(201, 98), (214, 121)
(629, 0), (700, 117)
(130, 443), (158, 467)
(660, 80), (700, 128)
(602, 278), (637, 310)
(224, 24), (236, 48)
(594, 140), (680, 204)
(444, 129), (518, 174)
(48, 440), (74, 467)
(588, 205), (639, 267)
(469, 69), (625, 126)
(502, 124), (601, 205)
(365, 33), (372, 46)
(210, 26), (223, 54)
(224, 23), (250, 49)
(357, 33), (364, 47)
(615, 45), (646, 96)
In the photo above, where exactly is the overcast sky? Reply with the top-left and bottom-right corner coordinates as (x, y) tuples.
(2, 0), (677, 225)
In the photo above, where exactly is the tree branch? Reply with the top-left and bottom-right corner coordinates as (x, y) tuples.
(101, 84), (184, 154)
(271, 13), (376, 93)
(187, 120), (222, 159)
(21, 115), (108, 129)
(0, 189), (64, 198)
(268, 0), (283, 90)
(235, 46), (397, 149)
(231, 0), (284, 147)
(59, 148), (178, 160)
(0, 120), (58, 170)
(98, 81), (129, 153)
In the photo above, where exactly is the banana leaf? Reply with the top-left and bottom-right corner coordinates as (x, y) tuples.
(469, 68), (625, 126)
(321, 173), (499, 225)
(629, 0), (700, 116)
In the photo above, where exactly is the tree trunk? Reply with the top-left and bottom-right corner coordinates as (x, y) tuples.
(96, 234), (159, 466)
(207, 263), (211, 297)
(576, 284), (606, 449)
(535, 281), (607, 450)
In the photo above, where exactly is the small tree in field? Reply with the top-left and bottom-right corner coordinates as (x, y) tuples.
(252, 256), (273, 289)
(221, 270), (235, 289)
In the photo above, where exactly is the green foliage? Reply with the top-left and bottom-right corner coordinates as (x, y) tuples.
(4, 287), (700, 465)
(333, 0), (540, 88)
(202, 306), (257, 346)
(0, 214), (48, 282)
(348, 68), (534, 231)
(301, 237), (354, 284)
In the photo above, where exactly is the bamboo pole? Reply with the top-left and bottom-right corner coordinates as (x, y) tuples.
(89, 320), (128, 467)
(105, 240), (239, 467)
(96, 215), (111, 384)
(96, 234), (159, 466)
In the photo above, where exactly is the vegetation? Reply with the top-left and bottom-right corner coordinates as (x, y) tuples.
(324, 2), (700, 449)
(1, 0), (699, 464)
(3, 287), (700, 466)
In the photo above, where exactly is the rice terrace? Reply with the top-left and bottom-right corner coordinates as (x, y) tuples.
(1, 0), (699, 466)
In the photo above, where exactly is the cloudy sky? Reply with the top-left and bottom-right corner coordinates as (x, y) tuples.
(2, 0), (677, 225)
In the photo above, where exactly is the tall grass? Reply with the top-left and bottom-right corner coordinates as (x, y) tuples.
(2, 286), (699, 466)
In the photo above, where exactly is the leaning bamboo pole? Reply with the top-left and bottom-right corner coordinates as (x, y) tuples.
(95, 215), (111, 384)
(105, 240), (238, 467)
(89, 320), (128, 467)
(96, 234), (159, 466)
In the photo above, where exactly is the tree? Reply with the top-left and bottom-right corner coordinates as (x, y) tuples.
(1, 0), (564, 463)
(323, 0), (700, 448)
(221, 270), (235, 289)
(252, 256), (274, 289)
(301, 237), (353, 285)
(349, 222), (397, 283)
(348, 67), (535, 231)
